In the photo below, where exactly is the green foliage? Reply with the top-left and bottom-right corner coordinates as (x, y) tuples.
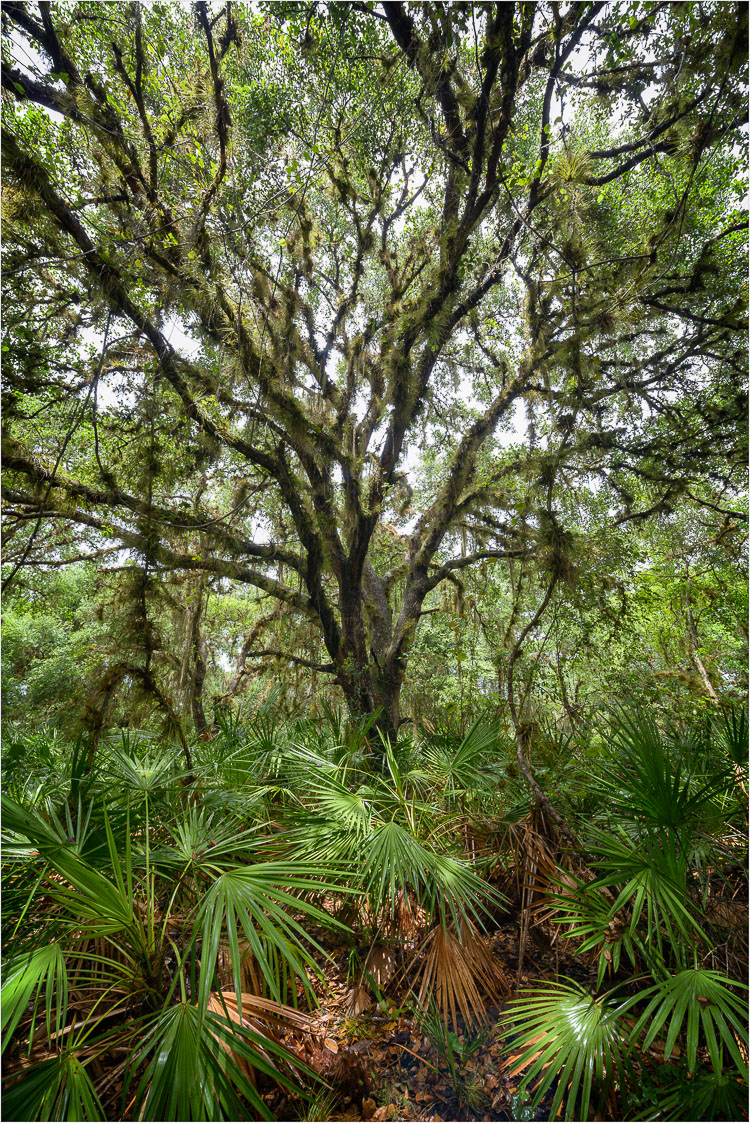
(630, 968), (748, 1079)
(501, 704), (747, 1121)
(501, 979), (631, 1121)
(2, 709), (507, 1118)
(0, 1), (746, 1116)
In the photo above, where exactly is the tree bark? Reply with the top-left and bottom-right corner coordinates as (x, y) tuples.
(685, 574), (720, 705)
(506, 573), (578, 847)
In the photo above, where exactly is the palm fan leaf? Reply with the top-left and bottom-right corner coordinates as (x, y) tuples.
(126, 1000), (310, 1121)
(500, 979), (631, 1121)
(2, 942), (68, 1054)
(414, 916), (507, 1028)
(3, 1049), (104, 1122)
(628, 968), (748, 1077)
(196, 862), (347, 1008)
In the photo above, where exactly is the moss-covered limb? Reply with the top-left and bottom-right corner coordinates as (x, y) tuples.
(5, 17), (340, 478)
(1, 62), (68, 116)
(229, 648), (336, 674)
(462, 5), (511, 212)
(2, 56), (162, 224)
(380, 536), (527, 699)
(184, 572), (210, 736)
(194, 1), (231, 224)
(527, 5), (604, 216)
(406, 372), (532, 574)
(3, 132), (342, 567)
(2, 484), (317, 619)
(383, 3), (469, 163)
(259, 450), (344, 668)
(110, 9), (158, 194)
(2, 134), (267, 461)
(422, 548), (528, 595)
(82, 661), (191, 771)
(9, 8), (182, 240)
(367, 185), (527, 516)
(177, 271), (343, 469)
(219, 246), (334, 399)
(1, 442), (305, 575)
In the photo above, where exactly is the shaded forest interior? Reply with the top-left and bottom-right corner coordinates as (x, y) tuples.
(1, 1), (747, 1120)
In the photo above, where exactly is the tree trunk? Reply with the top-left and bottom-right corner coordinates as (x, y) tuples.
(191, 634), (209, 737)
(685, 574), (720, 705)
(334, 562), (408, 738)
(185, 575), (210, 735)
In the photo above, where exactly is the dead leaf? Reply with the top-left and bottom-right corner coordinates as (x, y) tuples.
(362, 1096), (377, 1119)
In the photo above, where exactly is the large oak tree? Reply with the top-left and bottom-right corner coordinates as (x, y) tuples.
(2, 1), (746, 737)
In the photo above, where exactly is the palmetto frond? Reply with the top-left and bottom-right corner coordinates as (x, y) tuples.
(628, 967), (748, 1078)
(2, 796), (136, 937)
(196, 862), (347, 1007)
(501, 979), (631, 1121)
(599, 709), (727, 838)
(636, 1062), (750, 1122)
(414, 916), (508, 1028)
(4, 1048), (105, 1122)
(126, 1000), (311, 1121)
(100, 735), (182, 797)
(716, 703), (749, 768)
(2, 942), (68, 1054)
(422, 716), (503, 804)
(575, 825), (710, 968)
(358, 819), (503, 927)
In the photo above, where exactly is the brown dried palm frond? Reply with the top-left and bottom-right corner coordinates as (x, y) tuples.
(498, 811), (559, 895)
(208, 990), (313, 1034)
(345, 983), (373, 1016)
(528, 864), (580, 929)
(412, 916), (508, 1028)
(216, 938), (264, 994)
(361, 944), (397, 989)
(207, 990), (315, 1085)
(385, 889), (425, 939)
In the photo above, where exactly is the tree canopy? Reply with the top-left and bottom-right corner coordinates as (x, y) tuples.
(2, 0), (747, 740)
(2, 7), (748, 1121)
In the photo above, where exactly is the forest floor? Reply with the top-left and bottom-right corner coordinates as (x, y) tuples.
(265, 908), (596, 1123)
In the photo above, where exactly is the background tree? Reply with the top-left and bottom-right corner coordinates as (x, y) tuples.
(2, 0), (746, 746)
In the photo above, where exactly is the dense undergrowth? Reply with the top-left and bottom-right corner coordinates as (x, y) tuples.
(2, 703), (747, 1121)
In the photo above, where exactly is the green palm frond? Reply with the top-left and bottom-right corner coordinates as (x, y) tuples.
(99, 740), (181, 796)
(628, 968), (748, 1078)
(423, 716), (503, 802)
(359, 819), (504, 927)
(534, 869), (634, 986)
(3, 1048), (104, 1122)
(126, 1001), (310, 1121)
(716, 703), (748, 767)
(1, 943), (68, 1054)
(501, 979), (631, 1121)
(149, 806), (270, 882)
(582, 825), (710, 964)
(601, 710), (726, 837)
(196, 862), (347, 1007)
(635, 1061), (750, 1121)
(300, 769), (373, 834)
(2, 796), (135, 935)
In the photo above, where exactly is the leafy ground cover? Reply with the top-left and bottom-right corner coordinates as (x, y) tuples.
(2, 706), (746, 1121)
